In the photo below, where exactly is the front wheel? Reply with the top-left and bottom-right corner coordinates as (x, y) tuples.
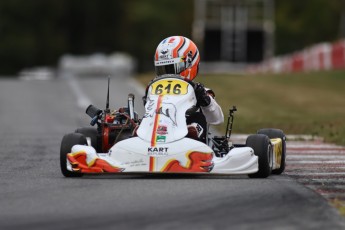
(60, 133), (87, 177)
(257, 128), (286, 175)
(246, 134), (272, 178)
(75, 127), (99, 151)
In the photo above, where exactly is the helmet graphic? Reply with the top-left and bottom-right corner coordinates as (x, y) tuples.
(154, 36), (200, 81)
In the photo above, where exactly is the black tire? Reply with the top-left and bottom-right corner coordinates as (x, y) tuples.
(246, 134), (272, 178)
(257, 128), (286, 175)
(75, 127), (98, 151)
(60, 133), (87, 177)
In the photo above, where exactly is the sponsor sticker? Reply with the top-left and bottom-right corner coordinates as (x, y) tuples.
(157, 125), (168, 135)
(148, 147), (168, 156)
(156, 135), (166, 143)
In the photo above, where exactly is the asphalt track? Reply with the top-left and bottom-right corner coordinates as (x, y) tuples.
(0, 74), (344, 230)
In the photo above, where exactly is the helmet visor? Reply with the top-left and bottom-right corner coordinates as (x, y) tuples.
(155, 58), (186, 76)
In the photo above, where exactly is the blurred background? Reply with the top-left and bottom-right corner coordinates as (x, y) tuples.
(1, 0), (345, 76)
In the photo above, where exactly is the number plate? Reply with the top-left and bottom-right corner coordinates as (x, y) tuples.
(150, 79), (189, 95)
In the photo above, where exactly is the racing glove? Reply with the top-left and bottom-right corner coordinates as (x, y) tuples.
(194, 83), (211, 107)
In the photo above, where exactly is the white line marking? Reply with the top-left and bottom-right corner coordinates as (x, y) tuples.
(65, 74), (91, 109)
(287, 160), (345, 164)
(287, 156), (345, 160)
(288, 152), (345, 155)
(287, 143), (342, 148)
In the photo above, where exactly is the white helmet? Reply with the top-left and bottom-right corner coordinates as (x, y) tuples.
(154, 36), (200, 81)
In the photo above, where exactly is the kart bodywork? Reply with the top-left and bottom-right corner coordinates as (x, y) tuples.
(61, 75), (286, 178)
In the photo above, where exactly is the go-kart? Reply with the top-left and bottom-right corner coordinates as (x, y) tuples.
(60, 75), (286, 178)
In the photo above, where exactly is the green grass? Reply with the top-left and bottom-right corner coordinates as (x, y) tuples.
(136, 70), (345, 146)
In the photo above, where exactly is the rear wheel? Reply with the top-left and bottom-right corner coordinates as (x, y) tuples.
(257, 128), (286, 174)
(246, 134), (272, 178)
(75, 127), (99, 151)
(60, 133), (87, 177)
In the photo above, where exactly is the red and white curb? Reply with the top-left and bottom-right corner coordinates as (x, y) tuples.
(286, 141), (345, 200)
(231, 134), (345, 201)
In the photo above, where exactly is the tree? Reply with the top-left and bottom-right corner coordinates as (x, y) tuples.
(275, 0), (343, 55)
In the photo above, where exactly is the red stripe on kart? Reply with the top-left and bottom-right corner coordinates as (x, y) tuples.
(151, 95), (163, 147)
(149, 156), (155, 172)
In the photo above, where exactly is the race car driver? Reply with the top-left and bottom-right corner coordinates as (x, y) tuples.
(142, 36), (224, 143)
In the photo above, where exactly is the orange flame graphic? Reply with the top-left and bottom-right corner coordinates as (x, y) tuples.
(67, 152), (123, 173)
(161, 152), (213, 173)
